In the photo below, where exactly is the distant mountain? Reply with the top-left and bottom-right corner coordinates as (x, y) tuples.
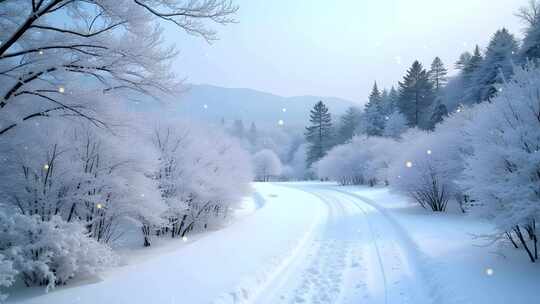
(170, 84), (359, 128)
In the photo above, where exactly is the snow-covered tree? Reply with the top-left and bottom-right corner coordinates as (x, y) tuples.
(0, 0), (238, 136)
(253, 149), (283, 182)
(363, 83), (386, 136)
(317, 135), (397, 186)
(455, 51), (472, 70)
(398, 61), (436, 129)
(462, 45), (484, 103)
(336, 107), (360, 144)
(382, 111), (408, 139)
(429, 57), (448, 91)
(152, 120), (253, 240)
(380, 86), (399, 116)
(518, 0), (540, 62)
(317, 137), (370, 185)
(305, 101), (333, 167)
(462, 65), (540, 262)
(470, 28), (518, 102)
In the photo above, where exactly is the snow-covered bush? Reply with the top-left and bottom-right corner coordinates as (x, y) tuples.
(0, 254), (16, 302)
(317, 137), (365, 185)
(383, 111), (408, 139)
(387, 117), (473, 212)
(253, 149), (283, 182)
(365, 136), (401, 185)
(0, 211), (115, 289)
(461, 65), (540, 262)
(152, 121), (253, 242)
(0, 120), (165, 245)
(317, 135), (399, 186)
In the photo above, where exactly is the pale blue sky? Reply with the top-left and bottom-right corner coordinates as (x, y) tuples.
(165, 0), (524, 103)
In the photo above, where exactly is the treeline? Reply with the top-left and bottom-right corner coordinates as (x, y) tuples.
(0, 0), (246, 299)
(309, 1), (540, 263)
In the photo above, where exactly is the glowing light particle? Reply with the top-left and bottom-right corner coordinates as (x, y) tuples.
(203, 104), (208, 109)
(278, 120), (284, 126)
(485, 268), (494, 276)
(58, 86), (65, 93)
(406, 161), (413, 168)
(282, 108), (287, 112)
(43, 164), (49, 170)
(96, 203), (103, 209)
(427, 150), (432, 155)
(182, 236), (188, 242)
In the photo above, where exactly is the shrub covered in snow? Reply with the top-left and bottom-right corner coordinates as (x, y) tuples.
(461, 65), (540, 262)
(152, 121), (253, 242)
(388, 108), (476, 212)
(0, 253), (16, 302)
(252, 149), (283, 182)
(0, 211), (115, 289)
(317, 136), (393, 186)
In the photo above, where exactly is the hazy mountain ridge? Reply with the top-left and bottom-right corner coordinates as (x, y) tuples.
(173, 84), (360, 127)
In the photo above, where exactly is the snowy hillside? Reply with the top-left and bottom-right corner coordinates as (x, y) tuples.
(171, 84), (358, 127)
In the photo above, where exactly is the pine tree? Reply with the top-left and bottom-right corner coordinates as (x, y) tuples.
(337, 107), (360, 144)
(463, 46), (483, 82)
(305, 101), (333, 168)
(248, 122), (258, 145)
(364, 82), (385, 136)
(397, 61), (435, 129)
(461, 46), (484, 104)
(429, 57), (448, 91)
(386, 86), (399, 115)
(455, 52), (472, 70)
(472, 28), (518, 102)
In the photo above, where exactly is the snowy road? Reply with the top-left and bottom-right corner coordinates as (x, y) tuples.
(253, 184), (433, 304)
(10, 182), (436, 304)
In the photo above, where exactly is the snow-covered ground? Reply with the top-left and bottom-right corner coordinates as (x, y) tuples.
(6, 182), (540, 303)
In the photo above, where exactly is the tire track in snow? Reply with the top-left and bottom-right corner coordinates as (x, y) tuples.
(320, 187), (439, 304)
(309, 189), (388, 304)
(284, 190), (354, 304)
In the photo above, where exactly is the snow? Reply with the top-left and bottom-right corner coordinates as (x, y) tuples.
(6, 182), (540, 303)
(337, 185), (540, 304)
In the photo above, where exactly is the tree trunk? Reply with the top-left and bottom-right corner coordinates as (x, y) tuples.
(515, 226), (535, 263)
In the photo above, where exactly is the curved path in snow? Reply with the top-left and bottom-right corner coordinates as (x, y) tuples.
(252, 183), (434, 304)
